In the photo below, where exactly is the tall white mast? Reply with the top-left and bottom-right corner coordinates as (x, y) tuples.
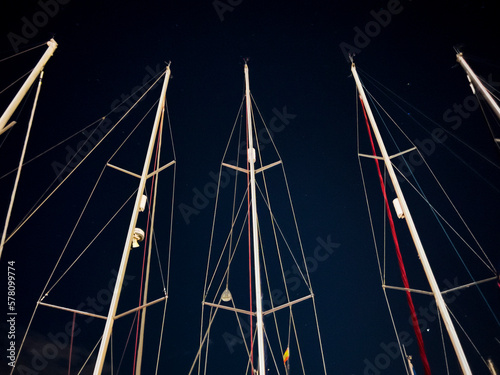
(244, 63), (266, 375)
(456, 52), (500, 122)
(0, 39), (57, 134)
(93, 65), (171, 375)
(351, 62), (472, 375)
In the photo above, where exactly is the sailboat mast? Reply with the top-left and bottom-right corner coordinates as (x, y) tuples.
(92, 65), (171, 375)
(0, 39), (57, 134)
(456, 53), (500, 122)
(244, 63), (266, 375)
(351, 62), (472, 375)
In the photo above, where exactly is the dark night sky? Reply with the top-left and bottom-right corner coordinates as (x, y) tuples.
(1, 1), (500, 374)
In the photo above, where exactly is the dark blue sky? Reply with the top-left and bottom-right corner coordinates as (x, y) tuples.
(1, 1), (500, 374)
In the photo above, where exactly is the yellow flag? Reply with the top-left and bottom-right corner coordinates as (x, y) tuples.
(283, 347), (290, 363)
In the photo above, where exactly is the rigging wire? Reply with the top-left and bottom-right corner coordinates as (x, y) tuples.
(75, 337), (103, 375)
(0, 69), (32, 95)
(436, 308), (451, 375)
(257, 223), (286, 373)
(67, 312), (76, 375)
(160, 99), (177, 294)
(0, 41), (47, 63)
(205, 189), (250, 295)
(115, 312), (139, 375)
(154, 298), (169, 375)
(447, 306), (492, 368)
(227, 110), (244, 288)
